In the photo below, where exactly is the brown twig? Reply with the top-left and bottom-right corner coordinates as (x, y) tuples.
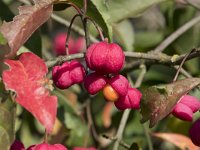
(83, 0), (88, 14)
(68, 2), (82, 15)
(102, 134), (130, 149)
(173, 49), (195, 81)
(65, 14), (81, 55)
(86, 17), (105, 41)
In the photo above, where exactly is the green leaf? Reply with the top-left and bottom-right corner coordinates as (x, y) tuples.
(106, 0), (169, 23)
(71, 0), (113, 41)
(65, 113), (90, 146)
(113, 20), (134, 51)
(70, 0), (168, 42)
(0, 94), (16, 149)
(135, 31), (164, 50)
(0, 32), (7, 45)
(53, 90), (92, 146)
(140, 78), (200, 127)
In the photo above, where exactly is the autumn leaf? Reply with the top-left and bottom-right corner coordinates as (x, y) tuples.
(2, 52), (57, 133)
(140, 78), (200, 127)
(152, 132), (199, 150)
(0, 0), (55, 59)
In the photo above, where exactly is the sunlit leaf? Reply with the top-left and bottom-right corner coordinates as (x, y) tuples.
(2, 52), (57, 133)
(152, 132), (199, 150)
(140, 78), (200, 127)
(104, 0), (168, 23)
(113, 20), (134, 51)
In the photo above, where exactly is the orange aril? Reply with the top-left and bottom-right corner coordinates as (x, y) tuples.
(103, 84), (119, 102)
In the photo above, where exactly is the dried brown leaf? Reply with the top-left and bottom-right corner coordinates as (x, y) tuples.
(0, 0), (56, 59)
(140, 78), (200, 127)
(152, 132), (199, 150)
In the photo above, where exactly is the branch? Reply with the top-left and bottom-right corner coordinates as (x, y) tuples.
(112, 67), (146, 150)
(154, 14), (200, 53)
(46, 48), (200, 69)
(45, 53), (84, 68)
(112, 109), (131, 150)
(124, 51), (171, 61)
(123, 48), (200, 73)
(102, 134), (130, 149)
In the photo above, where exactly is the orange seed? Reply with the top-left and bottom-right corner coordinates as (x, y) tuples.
(103, 84), (119, 102)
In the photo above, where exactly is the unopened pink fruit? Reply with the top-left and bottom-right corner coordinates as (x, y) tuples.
(84, 72), (107, 95)
(172, 103), (193, 121)
(73, 147), (96, 150)
(52, 60), (86, 89)
(28, 143), (68, 150)
(69, 60), (86, 83)
(10, 140), (25, 150)
(85, 41), (125, 74)
(27, 145), (35, 150)
(178, 95), (200, 113)
(189, 119), (200, 146)
(114, 88), (142, 110)
(53, 33), (85, 56)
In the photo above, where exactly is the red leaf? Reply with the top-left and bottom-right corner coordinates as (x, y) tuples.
(152, 132), (199, 150)
(2, 52), (57, 133)
(0, 0), (55, 59)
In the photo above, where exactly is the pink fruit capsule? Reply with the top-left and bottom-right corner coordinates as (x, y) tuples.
(179, 95), (200, 113)
(52, 60), (86, 89)
(84, 72), (107, 95)
(53, 33), (85, 56)
(172, 103), (193, 121)
(189, 118), (200, 146)
(109, 75), (129, 97)
(85, 41), (125, 75)
(114, 88), (142, 110)
(10, 140), (25, 150)
(28, 143), (68, 150)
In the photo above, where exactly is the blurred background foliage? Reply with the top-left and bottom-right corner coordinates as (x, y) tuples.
(1, 0), (200, 149)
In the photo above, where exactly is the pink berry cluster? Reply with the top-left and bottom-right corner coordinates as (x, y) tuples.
(84, 41), (142, 110)
(171, 95), (200, 121)
(52, 60), (86, 89)
(52, 41), (142, 110)
(27, 143), (67, 150)
(10, 140), (96, 150)
(54, 33), (85, 56)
